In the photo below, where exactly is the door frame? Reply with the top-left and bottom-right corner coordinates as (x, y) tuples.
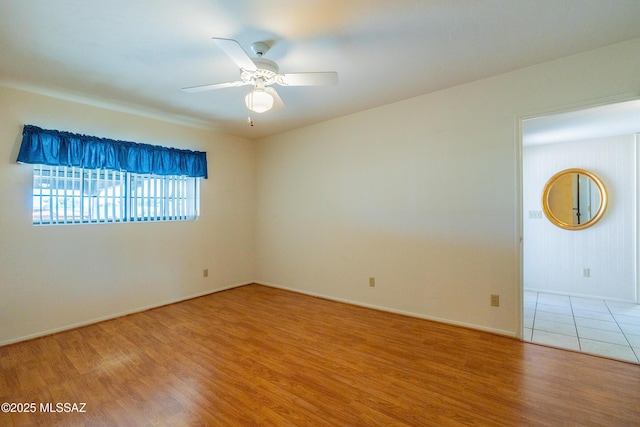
(516, 95), (640, 340)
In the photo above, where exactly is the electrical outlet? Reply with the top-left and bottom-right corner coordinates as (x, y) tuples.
(203, 269), (209, 278)
(490, 294), (500, 307)
(369, 277), (375, 287)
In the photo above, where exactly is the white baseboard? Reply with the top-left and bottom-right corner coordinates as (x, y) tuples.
(0, 281), (252, 346)
(255, 281), (517, 338)
(524, 287), (638, 303)
(3, 280), (517, 347)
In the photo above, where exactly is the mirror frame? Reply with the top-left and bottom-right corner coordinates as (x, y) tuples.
(542, 168), (608, 231)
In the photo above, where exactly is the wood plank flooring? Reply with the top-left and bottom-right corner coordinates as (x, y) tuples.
(1, 284), (639, 426)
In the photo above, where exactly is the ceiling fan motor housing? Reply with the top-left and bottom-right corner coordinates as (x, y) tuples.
(241, 57), (279, 85)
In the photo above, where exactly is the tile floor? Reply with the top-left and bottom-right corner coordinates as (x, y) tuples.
(524, 291), (640, 363)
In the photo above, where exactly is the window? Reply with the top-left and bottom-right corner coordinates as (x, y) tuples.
(32, 165), (200, 225)
(17, 125), (207, 225)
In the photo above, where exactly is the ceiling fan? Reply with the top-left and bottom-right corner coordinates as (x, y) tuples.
(183, 38), (339, 114)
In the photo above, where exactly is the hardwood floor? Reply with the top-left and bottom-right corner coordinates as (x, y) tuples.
(1, 284), (639, 426)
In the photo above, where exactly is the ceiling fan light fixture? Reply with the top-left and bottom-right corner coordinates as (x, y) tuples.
(245, 88), (273, 113)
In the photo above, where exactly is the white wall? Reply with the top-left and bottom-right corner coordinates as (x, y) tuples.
(0, 86), (256, 345)
(254, 38), (640, 337)
(523, 135), (636, 301)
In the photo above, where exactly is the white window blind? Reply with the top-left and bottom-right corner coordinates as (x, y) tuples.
(32, 165), (200, 225)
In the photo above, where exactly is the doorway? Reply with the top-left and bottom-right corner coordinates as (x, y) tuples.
(520, 99), (640, 363)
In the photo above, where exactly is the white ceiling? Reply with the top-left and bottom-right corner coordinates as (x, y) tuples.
(523, 99), (640, 146)
(1, 0), (640, 140)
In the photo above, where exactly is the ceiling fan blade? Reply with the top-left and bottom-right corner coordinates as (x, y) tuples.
(277, 72), (338, 86)
(212, 38), (257, 72)
(266, 87), (286, 110)
(182, 80), (248, 93)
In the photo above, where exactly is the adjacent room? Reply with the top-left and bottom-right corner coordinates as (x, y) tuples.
(522, 101), (640, 362)
(1, 1), (640, 425)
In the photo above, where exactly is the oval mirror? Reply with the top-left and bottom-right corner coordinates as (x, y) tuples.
(542, 168), (608, 230)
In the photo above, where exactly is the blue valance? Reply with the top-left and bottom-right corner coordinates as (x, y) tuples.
(17, 125), (208, 178)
